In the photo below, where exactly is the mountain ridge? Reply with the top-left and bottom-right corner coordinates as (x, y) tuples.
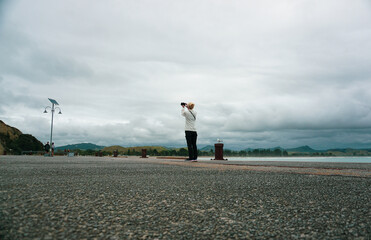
(1, 121), (370, 155)
(55, 143), (105, 150)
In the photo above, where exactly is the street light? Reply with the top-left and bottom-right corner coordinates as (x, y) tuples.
(44, 98), (62, 156)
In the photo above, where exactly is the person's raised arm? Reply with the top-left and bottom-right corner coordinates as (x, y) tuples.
(181, 107), (186, 117)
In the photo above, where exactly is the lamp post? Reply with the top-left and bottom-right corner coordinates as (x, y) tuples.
(44, 98), (62, 156)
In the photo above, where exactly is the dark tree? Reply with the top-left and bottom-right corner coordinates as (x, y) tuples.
(11, 134), (43, 154)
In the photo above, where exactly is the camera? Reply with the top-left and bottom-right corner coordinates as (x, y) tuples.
(180, 102), (187, 106)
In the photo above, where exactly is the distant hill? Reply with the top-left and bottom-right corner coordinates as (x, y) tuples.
(326, 148), (371, 156)
(56, 143), (105, 151)
(200, 145), (214, 151)
(243, 146), (284, 151)
(0, 120), (43, 154)
(286, 145), (318, 153)
(103, 145), (168, 154)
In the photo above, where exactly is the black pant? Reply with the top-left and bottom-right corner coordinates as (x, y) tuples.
(185, 131), (198, 160)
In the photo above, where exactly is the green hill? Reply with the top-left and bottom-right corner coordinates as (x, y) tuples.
(0, 120), (43, 154)
(287, 145), (317, 153)
(56, 143), (105, 150)
(200, 145), (214, 151)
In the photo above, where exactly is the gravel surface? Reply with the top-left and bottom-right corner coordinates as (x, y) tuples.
(1, 156), (370, 239)
(203, 159), (371, 170)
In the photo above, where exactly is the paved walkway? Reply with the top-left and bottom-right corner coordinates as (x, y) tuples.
(1, 156), (370, 239)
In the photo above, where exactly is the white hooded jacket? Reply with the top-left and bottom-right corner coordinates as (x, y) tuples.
(181, 108), (197, 132)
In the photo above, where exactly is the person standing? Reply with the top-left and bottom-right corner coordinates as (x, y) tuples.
(181, 102), (198, 161)
(51, 142), (55, 157)
(44, 142), (50, 155)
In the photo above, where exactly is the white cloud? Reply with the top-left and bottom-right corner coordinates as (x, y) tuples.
(1, 0), (371, 150)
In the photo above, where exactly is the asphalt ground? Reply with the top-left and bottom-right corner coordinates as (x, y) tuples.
(0, 156), (370, 239)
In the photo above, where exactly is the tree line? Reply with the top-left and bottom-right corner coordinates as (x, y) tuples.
(36, 147), (371, 157)
(57, 147), (290, 157)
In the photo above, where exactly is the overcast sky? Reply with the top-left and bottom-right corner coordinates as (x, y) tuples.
(1, 0), (371, 150)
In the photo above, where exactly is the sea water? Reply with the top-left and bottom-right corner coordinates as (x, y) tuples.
(199, 156), (371, 163)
